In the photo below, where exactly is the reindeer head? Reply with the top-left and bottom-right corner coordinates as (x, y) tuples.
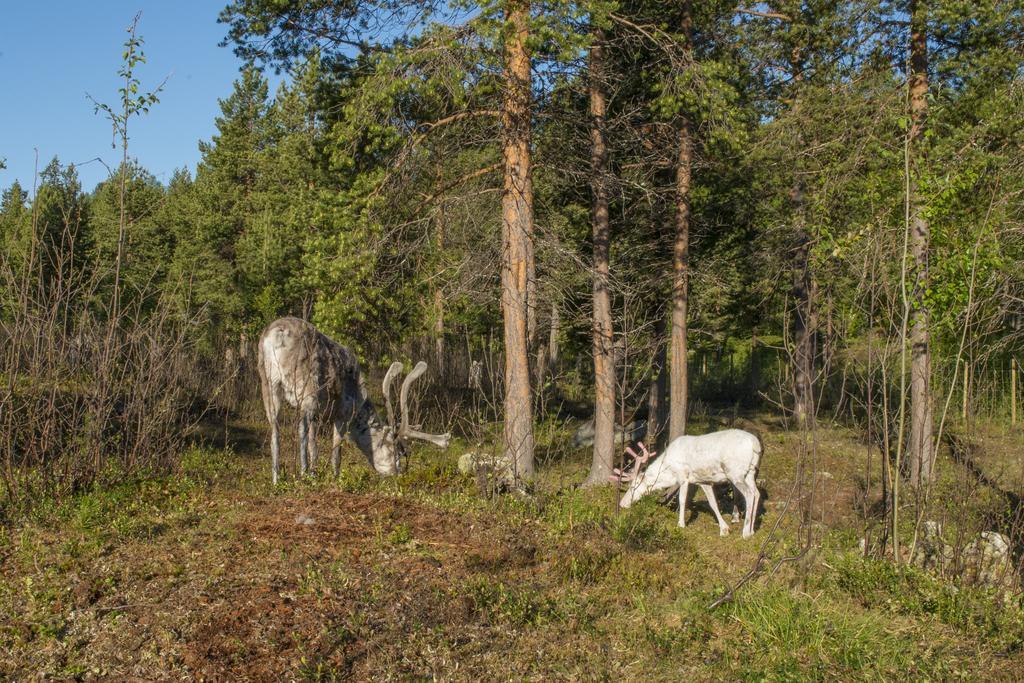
(608, 442), (672, 507)
(371, 360), (451, 474)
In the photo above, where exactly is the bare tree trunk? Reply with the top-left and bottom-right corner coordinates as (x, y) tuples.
(533, 300), (561, 390)
(585, 36), (616, 487)
(669, 2), (693, 442)
(547, 300), (560, 376)
(533, 335), (547, 392)
(668, 128), (692, 441)
(527, 231), (537, 363)
(791, 184), (816, 429)
(777, 44), (816, 431)
(669, 130), (691, 442)
(908, 0), (934, 485)
(434, 205), (446, 375)
(749, 334), (761, 397)
(500, 0), (535, 481)
(647, 315), (669, 449)
(435, 289), (445, 373)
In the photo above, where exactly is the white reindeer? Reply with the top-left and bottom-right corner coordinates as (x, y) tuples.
(257, 317), (450, 484)
(610, 429), (762, 538)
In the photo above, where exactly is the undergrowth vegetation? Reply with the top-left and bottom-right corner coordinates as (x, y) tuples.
(3, 421), (1024, 679)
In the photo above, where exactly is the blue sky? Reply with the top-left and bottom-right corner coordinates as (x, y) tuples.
(0, 1), (271, 194)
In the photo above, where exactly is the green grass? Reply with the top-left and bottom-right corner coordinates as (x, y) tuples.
(725, 588), (937, 680)
(464, 577), (562, 627)
(825, 554), (1024, 654)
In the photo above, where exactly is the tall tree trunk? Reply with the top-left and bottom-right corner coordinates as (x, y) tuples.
(786, 44), (816, 431)
(533, 332), (547, 392)
(908, 0), (934, 484)
(670, 125), (692, 441)
(500, 0), (535, 481)
(434, 288), (445, 373)
(527, 223), (537, 363)
(434, 204), (446, 376)
(791, 184), (816, 429)
(669, 1), (693, 442)
(585, 36), (616, 487)
(647, 315), (669, 449)
(547, 300), (560, 376)
(533, 300), (560, 390)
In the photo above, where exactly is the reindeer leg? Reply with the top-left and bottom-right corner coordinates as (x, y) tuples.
(307, 412), (320, 472)
(736, 481), (757, 539)
(743, 471), (760, 539)
(266, 388), (282, 486)
(332, 419), (343, 477)
(678, 481), (690, 528)
(700, 484), (730, 536)
(298, 413), (310, 476)
(732, 483), (742, 524)
(270, 406), (281, 486)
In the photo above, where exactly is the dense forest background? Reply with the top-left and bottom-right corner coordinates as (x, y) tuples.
(2, 0), (1023, 519)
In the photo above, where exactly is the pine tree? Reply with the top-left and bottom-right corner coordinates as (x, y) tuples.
(89, 162), (169, 308)
(27, 159), (91, 300)
(0, 180), (31, 312)
(0, 181), (30, 262)
(183, 68), (272, 333)
(237, 56), (326, 324)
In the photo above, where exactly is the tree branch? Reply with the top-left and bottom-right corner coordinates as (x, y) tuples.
(415, 162), (502, 213)
(411, 109), (502, 146)
(735, 7), (791, 21)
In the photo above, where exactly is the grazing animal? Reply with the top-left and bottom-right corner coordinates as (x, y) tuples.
(610, 429), (762, 538)
(572, 418), (647, 449)
(257, 317), (450, 484)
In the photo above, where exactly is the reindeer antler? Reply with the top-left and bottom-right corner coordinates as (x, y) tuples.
(608, 441), (657, 484)
(637, 442), (655, 462)
(382, 361), (404, 429)
(398, 361), (427, 437)
(395, 361), (451, 448)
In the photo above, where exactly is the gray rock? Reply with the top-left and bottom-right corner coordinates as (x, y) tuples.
(458, 450), (520, 493)
(457, 452), (478, 475)
(965, 530), (1011, 586)
(457, 451), (515, 487)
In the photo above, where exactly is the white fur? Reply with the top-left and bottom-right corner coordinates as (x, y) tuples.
(619, 429), (761, 539)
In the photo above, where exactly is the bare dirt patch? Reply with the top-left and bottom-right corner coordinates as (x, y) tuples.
(1, 481), (535, 679)
(176, 490), (510, 679)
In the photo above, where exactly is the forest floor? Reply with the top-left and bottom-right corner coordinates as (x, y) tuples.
(3, 414), (1024, 680)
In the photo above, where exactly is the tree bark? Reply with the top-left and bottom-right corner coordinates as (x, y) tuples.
(585, 36), (616, 487)
(908, 0), (935, 485)
(669, 125), (692, 441)
(647, 315), (669, 449)
(791, 183), (816, 429)
(434, 204), (446, 376)
(669, 1), (693, 442)
(533, 300), (560, 390)
(547, 300), (560, 376)
(786, 44), (816, 431)
(500, 0), (535, 481)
